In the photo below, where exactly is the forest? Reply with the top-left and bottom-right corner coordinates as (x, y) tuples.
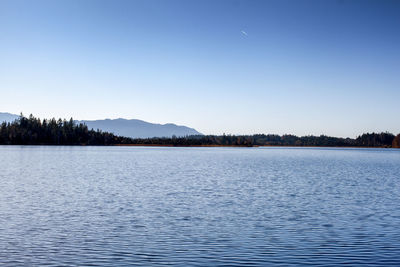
(130, 133), (399, 148)
(0, 114), (133, 145)
(0, 114), (399, 148)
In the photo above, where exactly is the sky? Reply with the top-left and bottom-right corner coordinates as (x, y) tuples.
(0, 0), (399, 137)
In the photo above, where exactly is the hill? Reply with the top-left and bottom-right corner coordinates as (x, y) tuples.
(77, 118), (201, 138)
(0, 112), (19, 123)
(1, 113), (202, 138)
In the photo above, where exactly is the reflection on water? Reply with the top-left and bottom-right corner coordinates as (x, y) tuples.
(0, 146), (400, 266)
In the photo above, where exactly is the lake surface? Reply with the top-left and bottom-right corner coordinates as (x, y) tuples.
(0, 146), (399, 266)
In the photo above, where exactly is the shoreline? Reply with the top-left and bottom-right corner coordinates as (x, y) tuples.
(0, 144), (396, 149)
(114, 144), (395, 149)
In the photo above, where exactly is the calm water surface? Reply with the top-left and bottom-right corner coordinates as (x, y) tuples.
(0, 146), (399, 266)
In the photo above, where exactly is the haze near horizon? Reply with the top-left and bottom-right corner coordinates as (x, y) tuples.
(1, 0), (399, 138)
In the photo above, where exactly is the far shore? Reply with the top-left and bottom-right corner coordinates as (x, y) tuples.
(2, 114), (399, 148)
(114, 144), (396, 149)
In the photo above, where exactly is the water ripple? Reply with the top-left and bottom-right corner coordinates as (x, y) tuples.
(0, 146), (399, 266)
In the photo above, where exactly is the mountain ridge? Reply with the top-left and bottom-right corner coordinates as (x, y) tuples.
(77, 118), (202, 138)
(0, 112), (202, 138)
(0, 112), (19, 123)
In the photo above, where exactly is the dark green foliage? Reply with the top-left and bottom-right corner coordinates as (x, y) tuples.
(355, 132), (395, 147)
(129, 133), (397, 147)
(0, 114), (397, 147)
(392, 134), (400, 148)
(0, 114), (133, 145)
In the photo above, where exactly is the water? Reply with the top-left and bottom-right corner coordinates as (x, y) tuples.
(0, 146), (399, 266)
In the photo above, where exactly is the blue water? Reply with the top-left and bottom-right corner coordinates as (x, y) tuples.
(0, 146), (399, 266)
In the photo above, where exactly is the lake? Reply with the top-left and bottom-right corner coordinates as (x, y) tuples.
(0, 146), (399, 266)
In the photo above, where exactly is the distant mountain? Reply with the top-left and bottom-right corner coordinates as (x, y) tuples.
(77, 118), (202, 138)
(0, 112), (19, 123)
(0, 112), (202, 138)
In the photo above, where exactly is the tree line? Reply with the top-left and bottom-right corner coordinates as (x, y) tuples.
(130, 133), (400, 148)
(0, 114), (133, 145)
(0, 114), (399, 147)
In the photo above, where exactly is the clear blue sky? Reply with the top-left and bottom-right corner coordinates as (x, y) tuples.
(1, 0), (399, 137)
